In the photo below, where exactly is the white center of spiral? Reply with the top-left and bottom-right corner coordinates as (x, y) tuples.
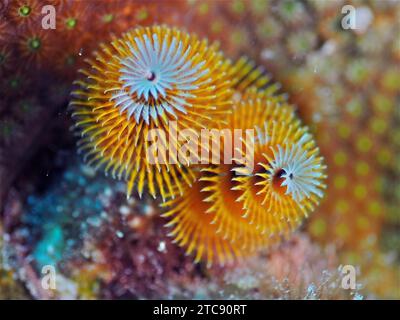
(110, 32), (209, 124)
(269, 137), (324, 202)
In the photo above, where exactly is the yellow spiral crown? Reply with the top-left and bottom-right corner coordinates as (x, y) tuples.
(71, 25), (234, 199)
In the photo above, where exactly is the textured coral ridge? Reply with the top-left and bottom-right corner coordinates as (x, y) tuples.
(71, 25), (233, 200)
(162, 87), (326, 266)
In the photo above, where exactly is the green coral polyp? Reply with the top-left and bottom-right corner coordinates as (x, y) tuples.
(66, 18), (77, 29)
(28, 37), (41, 51)
(102, 14), (114, 23)
(136, 9), (148, 21)
(19, 5), (31, 17)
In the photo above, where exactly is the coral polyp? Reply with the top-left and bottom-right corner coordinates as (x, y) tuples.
(8, 0), (40, 25)
(17, 29), (52, 68)
(71, 25), (233, 199)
